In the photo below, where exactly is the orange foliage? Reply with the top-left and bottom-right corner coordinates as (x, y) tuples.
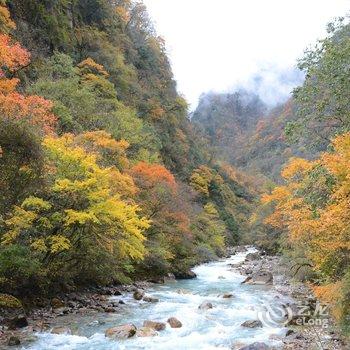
(313, 282), (343, 321)
(0, 92), (56, 134)
(0, 34), (30, 75)
(129, 162), (177, 191)
(262, 133), (350, 323)
(0, 32), (56, 134)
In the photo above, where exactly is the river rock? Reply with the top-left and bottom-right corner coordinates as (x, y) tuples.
(176, 289), (191, 294)
(7, 336), (20, 346)
(174, 270), (197, 279)
(105, 323), (137, 339)
(51, 326), (72, 334)
(164, 273), (176, 281)
(136, 327), (158, 337)
(143, 296), (159, 303)
(143, 320), (166, 331)
(8, 315), (28, 329)
(133, 290), (144, 301)
(241, 271), (273, 285)
(222, 293), (234, 299)
(198, 301), (213, 310)
(235, 246), (248, 253)
(238, 342), (270, 350)
(241, 320), (263, 328)
(218, 275), (226, 279)
(245, 252), (260, 261)
(51, 298), (65, 309)
(167, 317), (182, 328)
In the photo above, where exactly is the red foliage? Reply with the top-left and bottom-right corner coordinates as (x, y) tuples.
(0, 34), (30, 74)
(0, 92), (57, 134)
(129, 162), (177, 191)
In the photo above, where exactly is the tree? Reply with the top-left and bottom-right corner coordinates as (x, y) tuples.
(262, 133), (350, 326)
(290, 19), (350, 149)
(2, 133), (150, 285)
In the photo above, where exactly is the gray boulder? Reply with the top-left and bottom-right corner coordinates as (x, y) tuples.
(245, 252), (260, 261)
(198, 301), (213, 310)
(241, 320), (263, 328)
(167, 317), (182, 328)
(241, 271), (273, 285)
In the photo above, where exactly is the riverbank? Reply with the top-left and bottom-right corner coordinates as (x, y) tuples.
(229, 248), (347, 349)
(0, 247), (348, 349)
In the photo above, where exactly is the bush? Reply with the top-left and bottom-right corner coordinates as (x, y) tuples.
(0, 245), (44, 295)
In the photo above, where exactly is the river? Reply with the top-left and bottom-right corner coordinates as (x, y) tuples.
(23, 248), (288, 350)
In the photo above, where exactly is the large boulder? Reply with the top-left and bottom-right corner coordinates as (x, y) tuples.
(167, 317), (182, 328)
(235, 246), (248, 253)
(238, 343), (271, 350)
(143, 320), (166, 331)
(8, 315), (28, 329)
(136, 327), (158, 337)
(133, 290), (144, 301)
(241, 320), (263, 328)
(0, 294), (24, 322)
(241, 271), (273, 285)
(105, 323), (137, 339)
(174, 270), (197, 279)
(198, 301), (213, 310)
(7, 336), (21, 346)
(245, 252), (260, 261)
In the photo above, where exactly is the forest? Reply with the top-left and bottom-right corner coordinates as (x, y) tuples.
(1, 0), (350, 340)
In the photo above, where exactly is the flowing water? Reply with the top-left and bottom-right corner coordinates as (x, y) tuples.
(23, 248), (288, 350)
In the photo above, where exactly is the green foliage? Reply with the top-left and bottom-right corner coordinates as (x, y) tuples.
(292, 18), (350, 149)
(0, 120), (44, 215)
(0, 245), (43, 294)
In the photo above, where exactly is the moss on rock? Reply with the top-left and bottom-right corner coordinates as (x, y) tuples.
(0, 294), (23, 309)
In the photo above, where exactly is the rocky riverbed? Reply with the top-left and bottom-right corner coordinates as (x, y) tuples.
(0, 247), (347, 349)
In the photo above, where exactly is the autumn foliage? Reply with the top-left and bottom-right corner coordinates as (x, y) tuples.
(262, 133), (350, 324)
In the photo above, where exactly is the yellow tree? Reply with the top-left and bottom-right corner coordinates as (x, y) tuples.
(3, 133), (150, 283)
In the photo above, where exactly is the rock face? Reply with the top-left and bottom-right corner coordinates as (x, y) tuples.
(143, 320), (166, 331)
(105, 323), (137, 339)
(238, 342), (270, 350)
(142, 296), (159, 303)
(136, 327), (158, 337)
(241, 320), (263, 328)
(167, 317), (182, 328)
(133, 290), (144, 301)
(241, 271), (273, 285)
(198, 301), (213, 310)
(174, 270), (197, 279)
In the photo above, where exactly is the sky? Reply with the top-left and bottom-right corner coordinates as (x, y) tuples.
(143, 0), (350, 109)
